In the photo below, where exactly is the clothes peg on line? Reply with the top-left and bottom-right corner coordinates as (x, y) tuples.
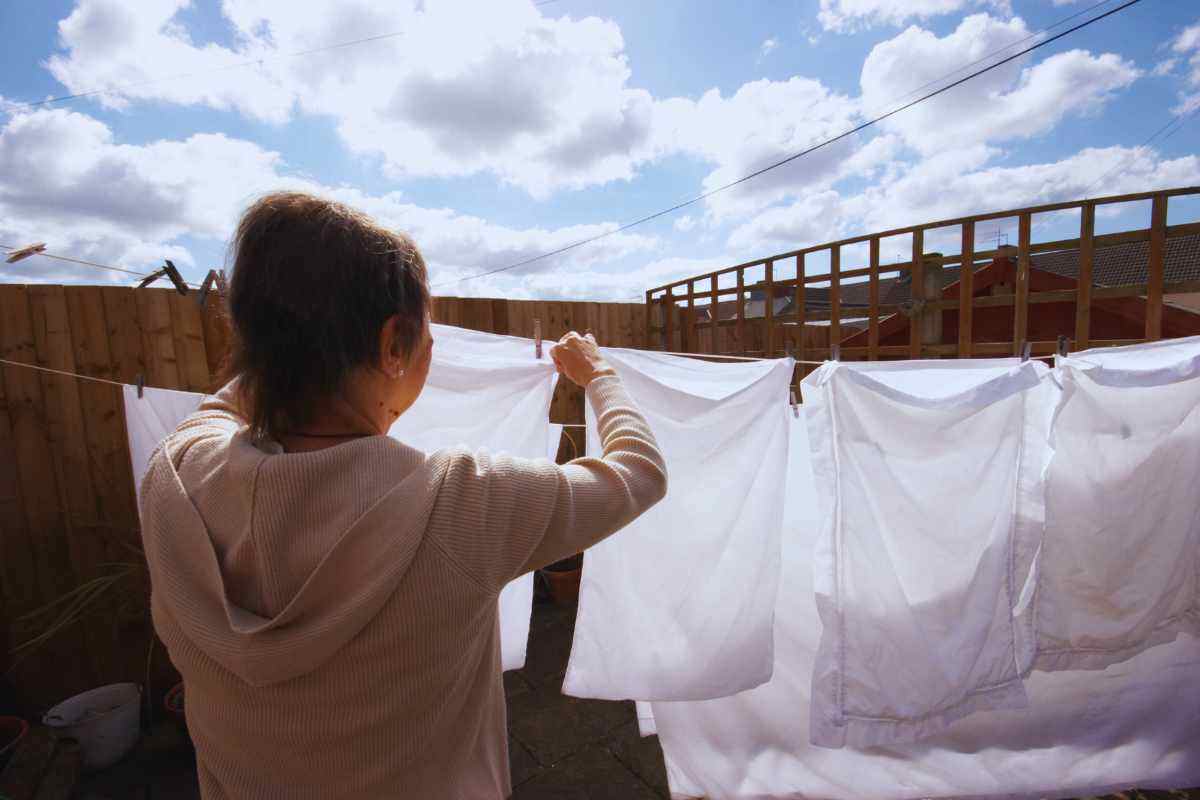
(534, 319), (543, 360)
(1056, 335), (1069, 358)
(1020, 341), (1032, 362)
(4, 242), (46, 264)
(790, 389), (800, 418)
(138, 259), (189, 295)
(136, 373), (145, 399)
(830, 343), (841, 362)
(195, 269), (218, 309)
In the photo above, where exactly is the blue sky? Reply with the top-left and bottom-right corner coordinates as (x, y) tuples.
(1, 0), (1198, 300)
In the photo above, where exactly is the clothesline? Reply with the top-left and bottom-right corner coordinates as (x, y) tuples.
(0, 359), (590, 434)
(656, 349), (1055, 364)
(0, 349), (1059, 396)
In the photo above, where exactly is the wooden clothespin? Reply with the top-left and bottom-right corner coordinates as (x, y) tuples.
(790, 388), (800, 418)
(4, 242), (46, 264)
(1056, 335), (1069, 358)
(1020, 341), (1032, 362)
(195, 269), (218, 309)
(138, 259), (189, 295)
(534, 319), (543, 360)
(831, 343), (841, 362)
(135, 373), (145, 399)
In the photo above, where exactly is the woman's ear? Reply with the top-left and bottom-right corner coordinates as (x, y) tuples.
(378, 315), (405, 379)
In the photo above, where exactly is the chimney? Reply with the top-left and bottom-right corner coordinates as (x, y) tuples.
(992, 244), (1018, 296)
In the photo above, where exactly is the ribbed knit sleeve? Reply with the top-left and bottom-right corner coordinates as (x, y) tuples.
(426, 372), (667, 593)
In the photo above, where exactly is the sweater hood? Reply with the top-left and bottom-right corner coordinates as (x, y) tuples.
(140, 428), (449, 687)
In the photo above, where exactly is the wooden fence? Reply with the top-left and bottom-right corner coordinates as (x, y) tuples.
(0, 286), (645, 711)
(645, 186), (1200, 376)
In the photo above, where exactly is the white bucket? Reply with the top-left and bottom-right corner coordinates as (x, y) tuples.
(43, 682), (141, 770)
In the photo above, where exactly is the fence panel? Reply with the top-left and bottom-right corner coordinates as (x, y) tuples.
(0, 288), (646, 710)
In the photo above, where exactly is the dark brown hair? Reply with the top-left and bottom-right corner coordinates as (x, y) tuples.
(227, 192), (430, 441)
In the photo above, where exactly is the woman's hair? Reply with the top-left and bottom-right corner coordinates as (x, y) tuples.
(227, 191), (430, 441)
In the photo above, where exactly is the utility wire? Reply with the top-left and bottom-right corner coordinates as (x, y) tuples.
(436, 0), (1143, 288)
(1084, 104), (1200, 196)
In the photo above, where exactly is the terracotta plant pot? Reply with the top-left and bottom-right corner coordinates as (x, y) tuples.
(0, 715), (29, 771)
(164, 682), (186, 732)
(542, 555), (583, 605)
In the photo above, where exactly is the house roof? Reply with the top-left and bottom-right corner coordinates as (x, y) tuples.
(705, 232), (1200, 321)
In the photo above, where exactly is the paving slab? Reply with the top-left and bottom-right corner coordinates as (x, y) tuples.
(606, 721), (670, 799)
(511, 743), (661, 800)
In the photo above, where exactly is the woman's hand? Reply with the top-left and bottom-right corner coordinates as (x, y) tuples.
(550, 332), (614, 388)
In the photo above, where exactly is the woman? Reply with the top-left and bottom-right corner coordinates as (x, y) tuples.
(139, 192), (667, 799)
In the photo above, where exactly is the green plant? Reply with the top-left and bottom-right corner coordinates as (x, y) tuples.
(7, 562), (142, 671)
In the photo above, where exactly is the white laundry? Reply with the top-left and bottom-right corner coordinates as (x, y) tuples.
(124, 323), (558, 673)
(650, 410), (1200, 800)
(801, 359), (1057, 747)
(386, 324), (557, 672)
(563, 349), (794, 701)
(123, 385), (206, 494)
(1035, 336), (1200, 671)
(635, 701), (656, 737)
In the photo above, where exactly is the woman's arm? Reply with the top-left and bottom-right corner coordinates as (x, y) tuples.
(426, 335), (667, 592)
(518, 372), (666, 574)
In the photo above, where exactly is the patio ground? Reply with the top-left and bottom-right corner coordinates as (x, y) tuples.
(71, 596), (1199, 800)
(74, 595), (669, 799)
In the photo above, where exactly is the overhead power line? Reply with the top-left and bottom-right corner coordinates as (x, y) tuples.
(1085, 104), (1200, 196)
(436, 0), (1144, 288)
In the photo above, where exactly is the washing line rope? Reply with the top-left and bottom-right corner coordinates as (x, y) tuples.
(1, 242), (204, 290)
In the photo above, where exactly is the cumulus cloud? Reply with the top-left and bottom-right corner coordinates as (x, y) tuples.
(860, 14), (1139, 153)
(726, 145), (1200, 254)
(654, 76), (868, 220)
(760, 38), (778, 57)
(0, 108), (657, 290)
(42, 0), (662, 197)
(817, 0), (1011, 33)
(1169, 20), (1200, 114)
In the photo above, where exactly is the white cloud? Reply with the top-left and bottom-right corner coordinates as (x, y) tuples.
(817, 0), (1011, 33)
(0, 107), (657, 292)
(860, 14), (1140, 153)
(1169, 20), (1200, 114)
(726, 144), (1200, 254)
(41, 0), (663, 198)
(1153, 58), (1179, 78)
(674, 215), (697, 232)
(653, 76), (867, 220)
(760, 38), (778, 57)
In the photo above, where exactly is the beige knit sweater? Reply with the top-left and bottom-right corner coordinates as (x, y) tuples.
(139, 373), (666, 800)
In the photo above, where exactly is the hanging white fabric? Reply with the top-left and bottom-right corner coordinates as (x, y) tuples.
(801, 359), (1057, 747)
(1034, 335), (1200, 671)
(650, 409), (1200, 800)
(387, 324), (557, 672)
(124, 385), (206, 494)
(563, 349), (794, 701)
(124, 323), (557, 673)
